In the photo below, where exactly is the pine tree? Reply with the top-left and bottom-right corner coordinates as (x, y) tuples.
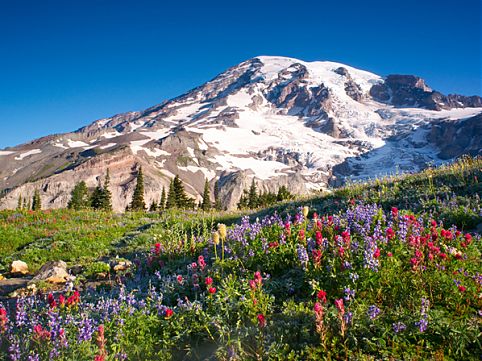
(68, 181), (90, 210)
(149, 200), (158, 212)
(248, 179), (258, 209)
(201, 179), (211, 211)
(90, 183), (104, 210)
(214, 180), (222, 210)
(166, 179), (176, 209)
(159, 186), (166, 211)
(237, 189), (249, 209)
(17, 195), (23, 210)
(129, 166), (146, 211)
(31, 189), (41, 211)
(277, 185), (291, 202)
(172, 175), (194, 209)
(100, 169), (113, 211)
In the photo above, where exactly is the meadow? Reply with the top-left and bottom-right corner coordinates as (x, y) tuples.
(0, 157), (480, 360)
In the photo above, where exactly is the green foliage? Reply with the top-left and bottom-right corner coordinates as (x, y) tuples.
(159, 186), (166, 211)
(130, 166), (146, 211)
(84, 261), (111, 278)
(68, 181), (90, 210)
(31, 189), (41, 211)
(201, 179), (211, 211)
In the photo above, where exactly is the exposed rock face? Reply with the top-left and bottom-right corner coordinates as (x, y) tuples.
(428, 113), (482, 159)
(0, 55), (481, 210)
(370, 74), (482, 110)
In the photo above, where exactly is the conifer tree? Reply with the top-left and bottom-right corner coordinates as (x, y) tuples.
(100, 169), (113, 211)
(247, 179), (258, 209)
(26, 199), (31, 211)
(166, 179), (176, 209)
(149, 200), (158, 212)
(22, 197), (28, 210)
(68, 181), (90, 210)
(31, 189), (41, 211)
(90, 183), (104, 210)
(159, 186), (166, 211)
(237, 189), (249, 209)
(129, 167), (146, 211)
(201, 179), (211, 211)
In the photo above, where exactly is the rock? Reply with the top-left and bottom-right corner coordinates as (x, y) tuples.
(112, 259), (133, 272)
(32, 261), (71, 284)
(0, 277), (31, 296)
(10, 260), (29, 275)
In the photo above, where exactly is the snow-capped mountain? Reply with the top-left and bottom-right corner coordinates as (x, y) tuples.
(1, 56), (481, 211)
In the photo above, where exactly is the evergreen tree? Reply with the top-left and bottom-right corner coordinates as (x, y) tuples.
(22, 197), (28, 210)
(68, 181), (90, 210)
(214, 180), (222, 210)
(277, 185), (291, 202)
(201, 179), (211, 211)
(247, 179), (258, 209)
(100, 169), (113, 211)
(31, 189), (41, 211)
(26, 199), (31, 211)
(129, 167), (146, 211)
(90, 183), (104, 210)
(237, 189), (249, 209)
(149, 200), (158, 212)
(166, 179), (176, 209)
(172, 175), (194, 209)
(159, 186), (166, 211)
(17, 195), (23, 210)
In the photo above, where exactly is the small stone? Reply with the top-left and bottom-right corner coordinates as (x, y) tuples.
(113, 260), (133, 272)
(11, 260), (29, 275)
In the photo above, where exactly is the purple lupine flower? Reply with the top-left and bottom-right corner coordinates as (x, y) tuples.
(367, 305), (381, 320)
(392, 322), (406, 333)
(296, 244), (309, 270)
(78, 314), (94, 341)
(343, 311), (353, 325)
(344, 288), (355, 302)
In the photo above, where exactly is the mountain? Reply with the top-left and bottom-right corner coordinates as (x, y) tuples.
(1, 56), (481, 211)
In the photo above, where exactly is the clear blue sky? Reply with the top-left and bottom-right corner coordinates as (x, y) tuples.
(1, 0), (480, 148)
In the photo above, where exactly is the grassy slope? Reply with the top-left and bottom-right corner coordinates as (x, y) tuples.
(0, 157), (480, 273)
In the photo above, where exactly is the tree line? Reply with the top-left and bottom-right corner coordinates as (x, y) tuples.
(17, 168), (292, 213)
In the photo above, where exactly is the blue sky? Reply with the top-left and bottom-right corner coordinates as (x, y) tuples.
(0, 0), (480, 148)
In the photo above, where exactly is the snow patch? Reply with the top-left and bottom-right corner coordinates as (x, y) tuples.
(15, 149), (41, 160)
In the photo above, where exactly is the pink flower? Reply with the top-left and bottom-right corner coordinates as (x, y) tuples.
(313, 302), (324, 317)
(208, 287), (216, 294)
(298, 229), (305, 241)
(386, 227), (395, 240)
(249, 279), (257, 290)
(391, 207), (398, 217)
(254, 271), (262, 285)
(373, 248), (381, 259)
(0, 308), (8, 333)
(315, 231), (323, 245)
(176, 275), (184, 284)
(387, 252), (393, 257)
(197, 255), (206, 270)
(335, 299), (345, 315)
(205, 277), (213, 286)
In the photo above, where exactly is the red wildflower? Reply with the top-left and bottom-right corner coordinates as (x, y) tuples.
(439, 253), (448, 260)
(268, 241), (279, 248)
(312, 249), (322, 265)
(33, 324), (51, 341)
(317, 290), (327, 303)
(338, 246), (345, 257)
(464, 233), (472, 245)
(458, 285), (466, 292)
(205, 277), (213, 286)
(386, 227), (395, 240)
(257, 314), (266, 328)
(315, 231), (323, 245)
(47, 294), (57, 308)
(165, 308), (174, 318)
(94, 356), (105, 361)
(176, 275), (184, 284)
(298, 229), (305, 241)
(391, 207), (398, 218)
(154, 243), (161, 256)
(387, 252), (393, 257)
(334, 299), (345, 316)
(254, 271), (262, 285)
(0, 308), (8, 333)
(373, 248), (381, 259)
(208, 287), (216, 294)
(430, 219), (437, 228)
(313, 302), (323, 315)
(249, 279), (257, 290)
(284, 222), (291, 236)
(58, 294), (65, 307)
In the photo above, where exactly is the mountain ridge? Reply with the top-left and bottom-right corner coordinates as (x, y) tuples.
(1, 55), (481, 211)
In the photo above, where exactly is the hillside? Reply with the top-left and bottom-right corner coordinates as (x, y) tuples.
(0, 158), (480, 360)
